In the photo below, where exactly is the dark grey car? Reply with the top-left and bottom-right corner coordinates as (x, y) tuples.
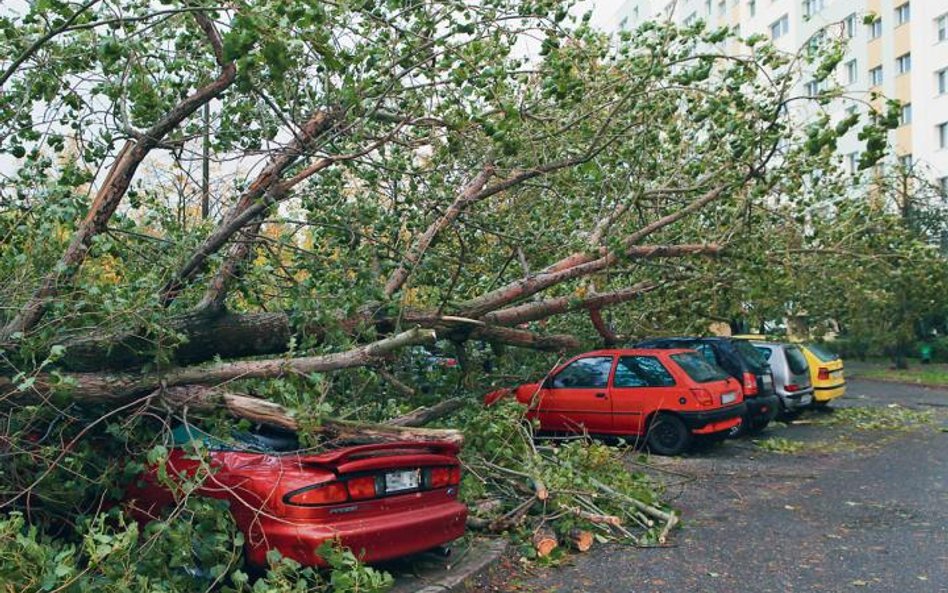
(750, 341), (813, 415)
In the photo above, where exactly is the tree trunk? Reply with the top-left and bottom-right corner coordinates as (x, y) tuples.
(4, 328), (435, 404)
(158, 386), (463, 445)
(56, 310), (578, 372)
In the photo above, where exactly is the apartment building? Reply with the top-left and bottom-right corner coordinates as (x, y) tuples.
(611, 0), (948, 193)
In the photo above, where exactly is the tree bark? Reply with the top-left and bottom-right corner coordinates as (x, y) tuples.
(156, 386), (464, 445)
(4, 328), (435, 403)
(56, 309), (578, 371)
(458, 244), (720, 317)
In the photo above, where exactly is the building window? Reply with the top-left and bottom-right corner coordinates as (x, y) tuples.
(718, 0), (725, 16)
(847, 153), (859, 174)
(900, 103), (912, 125)
(846, 105), (858, 117)
(803, 0), (826, 18)
(939, 176), (948, 198)
(896, 53), (911, 75)
(895, 3), (910, 26)
(938, 68), (948, 95)
(706, 0), (712, 14)
(869, 65), (883, 86)
(845, 59), (858, 84)
(939, 122), (948, 149)
(869, 19), (882, 39)
(845, 13), (857, 38)
(805, 80), (819, 96)
(684, 12), (698, 25)
(770, 14), (789, 39)
(749, 0), (756, 17)
(898, 154), (913, 169)
(937, 13), (948, 42)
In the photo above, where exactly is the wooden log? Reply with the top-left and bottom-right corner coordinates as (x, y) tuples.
(568, 528), (594, 552)
(590, 478), (678, 544)
(388, 398), (465, 427)
(565, 507), (622, 527)
(532, 527), (558, 557)
(156, 386), (464, 445)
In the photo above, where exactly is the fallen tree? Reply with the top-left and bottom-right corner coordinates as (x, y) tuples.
(0, 2), (893, 587)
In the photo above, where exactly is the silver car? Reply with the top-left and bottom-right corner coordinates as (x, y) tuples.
(750, 341), (813, 415)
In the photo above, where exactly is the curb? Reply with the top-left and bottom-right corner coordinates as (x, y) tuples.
(388, 538), (508, 593)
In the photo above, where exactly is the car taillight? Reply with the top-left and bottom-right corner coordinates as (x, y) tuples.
(426, 466), (461, 488)
(818, 367), (830, 381)
(742, 371), (759, 396)
(785, 384), (800, 392)
(285, 482), (348, 506)
(346, 476), (378, 500)
(690, 388), (713, 406)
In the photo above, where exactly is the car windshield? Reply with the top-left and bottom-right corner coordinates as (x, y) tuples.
(806, 343), (839, 362)
(785, 346), (809, 375)
(732, 340), (770, 371)
(671, 353), (730, 383)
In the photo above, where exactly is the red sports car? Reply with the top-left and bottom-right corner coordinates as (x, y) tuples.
(125, 428), (467, 567)
(492, 348), (746, 455)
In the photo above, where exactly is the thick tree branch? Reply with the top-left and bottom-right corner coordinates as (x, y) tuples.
(458, 244), (720, 318)
(384, 165), (495, 297)
(3, 328), (435, 404)
(481, 282), (658, 326)
(155, 386), (464, 445)
(159, 109), (340, 307)
(0, 13), (236, 341)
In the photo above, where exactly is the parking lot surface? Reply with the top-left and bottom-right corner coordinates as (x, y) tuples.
(488, 379), (948, 593)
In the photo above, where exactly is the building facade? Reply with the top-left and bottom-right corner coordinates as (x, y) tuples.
(612, 0), (948, 192)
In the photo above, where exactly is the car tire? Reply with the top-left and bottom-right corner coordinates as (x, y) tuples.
(646, 413), (692, 456)
(744, 418), (770, 435)
(810, 400), (832, 411)
(777, 398), (802, 420)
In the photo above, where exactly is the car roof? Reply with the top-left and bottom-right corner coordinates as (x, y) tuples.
(751, 340), (796, 349)
(580, 347), (697, 357)
(637, 336), (729, 344)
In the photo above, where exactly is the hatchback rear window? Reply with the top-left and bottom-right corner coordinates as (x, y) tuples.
(785, 346), (809, 375)
(671, 353), (731, 383)
(614, 356), (676, 387)
(732, 340), (770, 371)
(805, 343), (838, 362)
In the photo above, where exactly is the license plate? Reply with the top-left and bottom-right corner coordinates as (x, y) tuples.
(762, 375), (773, 387)
(832, 370), (844, 379)
(721, 391), (737, 404)
(385, 470), (419, 493)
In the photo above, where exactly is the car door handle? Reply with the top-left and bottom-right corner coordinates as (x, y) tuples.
(594, 392), (607, 398)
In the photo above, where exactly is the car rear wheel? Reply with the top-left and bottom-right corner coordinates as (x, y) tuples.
(646, 413), (692, 456)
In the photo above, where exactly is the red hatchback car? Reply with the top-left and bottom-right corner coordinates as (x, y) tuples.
(125, 428), (467, 568)
(507, 348), (746, 455)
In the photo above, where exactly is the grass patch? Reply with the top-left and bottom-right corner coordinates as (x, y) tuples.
(753, 437), (810, 454)
(856, 364), (948, 388)
(816, 405), (935, 431)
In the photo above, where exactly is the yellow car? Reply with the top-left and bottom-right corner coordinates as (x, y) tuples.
(800, 343), (846, 406)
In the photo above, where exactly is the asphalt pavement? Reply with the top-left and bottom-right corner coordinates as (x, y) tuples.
(483, 379), (948, 593)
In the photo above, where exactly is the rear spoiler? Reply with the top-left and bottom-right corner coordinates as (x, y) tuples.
(294, 441), (460, 465)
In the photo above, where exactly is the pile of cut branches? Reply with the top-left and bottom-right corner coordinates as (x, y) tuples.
(455, 400), (678, 559)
